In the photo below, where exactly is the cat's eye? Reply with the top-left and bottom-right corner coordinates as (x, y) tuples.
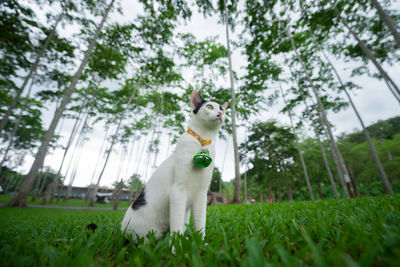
(206, 104), (214, 110)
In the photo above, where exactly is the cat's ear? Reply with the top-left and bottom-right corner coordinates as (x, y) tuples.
(222, 102), (228, 110)
(190, 90), (204, 111)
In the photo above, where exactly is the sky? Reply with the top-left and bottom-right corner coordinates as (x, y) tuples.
(11, 0), (400, 188)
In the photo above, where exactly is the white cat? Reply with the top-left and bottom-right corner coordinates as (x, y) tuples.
(121, 90), (227, 241)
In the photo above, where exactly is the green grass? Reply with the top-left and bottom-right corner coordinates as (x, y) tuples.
(0, 195), (131, 208)
(1, 195), (400, 266)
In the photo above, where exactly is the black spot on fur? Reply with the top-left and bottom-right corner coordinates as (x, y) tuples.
(193, 100), (206, 114)
(87, 223), (98, 233)
(131, 188), (146, 210)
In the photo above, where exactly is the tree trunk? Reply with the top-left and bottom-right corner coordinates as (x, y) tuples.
(4, 176), (12, 193)
(89, 85), (138, 207)
(89, 144), (117, 207)
(259, 191), (263, 203)
(226, 188), (230, 203)
(285, 57), (340, 198)
(41, 180), (53, 205)
(6, 175), (17, 192)
(86, 127), (110, 200)
(43, 101), (87, 205)
(303, 99), (340, 198)
(244, 129), (249, 203)
(317, 182), (324, 199)
(277, 183), (282, 202)
(8, 0), (116, 207)
(220, 138), (230, 193)
(31, 169), (43, 202)
(224, 3), (241, 204)
(277, 15), (351, 198)
(369, 0), (400, 48)
(5, 175), (17, 193)
(383, 79), (400, 104)
(287, 182), (293, 201)
(328, 132), (354, 197)
(55, 113), (92, 203)
(320, 48), (393, 194)
(38, 174), (46, 196)
(64, 113), (90, 202)
(334, 6), (400, 101)
(267, 176), (272, 200)
(348, 163), (359, 197)
(64, 183), (73, 202)
(244, 169), (248, 203)
(88, 127), (109, 189)
(280, 85), (315, 200)
(112, 180), (123, 210)
(0, 12), (63, 135)
(56, 140), (81, 203)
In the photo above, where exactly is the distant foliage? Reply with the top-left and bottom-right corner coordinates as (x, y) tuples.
(344, 116), (400, 143)
(240, 116), (400, 201)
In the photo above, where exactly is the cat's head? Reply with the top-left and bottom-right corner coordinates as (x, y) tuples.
(190, 90), (228, 128)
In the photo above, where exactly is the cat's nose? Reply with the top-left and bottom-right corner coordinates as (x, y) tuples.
(217, 111), (223, 117)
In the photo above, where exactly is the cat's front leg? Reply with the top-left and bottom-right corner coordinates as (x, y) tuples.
(192, 192), (207, 239)
(169, 183), (187, 235)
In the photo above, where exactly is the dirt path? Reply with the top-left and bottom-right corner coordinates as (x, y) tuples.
(0, 203), (126, 210)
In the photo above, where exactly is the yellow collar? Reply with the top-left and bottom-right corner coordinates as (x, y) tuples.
(187, 128), (212, 146)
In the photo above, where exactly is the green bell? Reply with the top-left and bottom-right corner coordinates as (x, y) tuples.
(193, 149), (212, 168)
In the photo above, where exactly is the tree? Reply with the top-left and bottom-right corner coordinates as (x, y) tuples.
(8, 0), (116, 207)
(243, 0), (354, 197)
(333, 5), (400, 102)
(223, 1), (241, 203)
(242, 121), (298, 201)
(276, 13), (353, 198)
(369, 0), (400, 48)
(280, 85), (315, 200)
(319, 46), (393, 194)
(302, 99), (340, 198)
(210, 167), (222, 192)
(0, 7), (64, 135)
(112, 179), (124, 210)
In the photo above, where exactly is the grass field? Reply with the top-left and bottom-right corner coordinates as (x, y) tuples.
(0, 195), (131, 208)
(0, 195), (399, 266)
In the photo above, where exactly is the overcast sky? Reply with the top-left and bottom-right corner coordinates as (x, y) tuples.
(14, 0), (400, 188)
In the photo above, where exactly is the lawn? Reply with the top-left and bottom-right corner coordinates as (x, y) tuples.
(0, 195), (399, 266)
(0, 195), (131, 208)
